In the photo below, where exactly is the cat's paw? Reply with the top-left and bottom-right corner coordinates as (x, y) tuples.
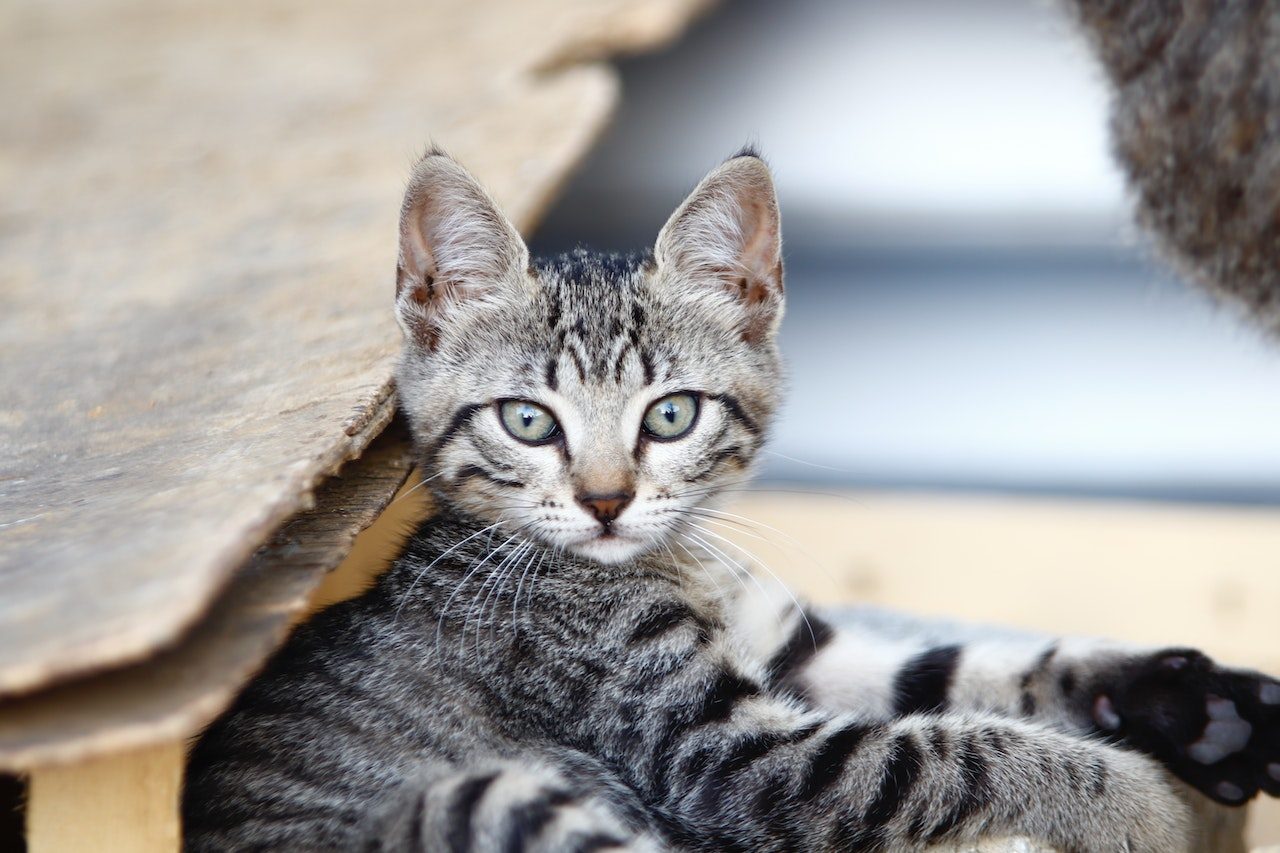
(1088, 649), (1280, 805)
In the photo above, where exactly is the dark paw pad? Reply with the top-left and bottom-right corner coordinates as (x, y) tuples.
(1088, 649), (1280, 805)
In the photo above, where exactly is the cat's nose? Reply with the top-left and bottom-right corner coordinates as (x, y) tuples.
(576, 491), (633, 526)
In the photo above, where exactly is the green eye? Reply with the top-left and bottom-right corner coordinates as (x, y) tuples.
(499, 400), (560, 444)
(642, 393), (699, 440)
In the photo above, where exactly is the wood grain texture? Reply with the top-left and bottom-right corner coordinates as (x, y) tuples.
(0, 0), (713, 697)
(0, 421), (415, 770)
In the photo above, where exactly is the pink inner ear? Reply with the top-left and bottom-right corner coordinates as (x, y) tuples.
(738, 196), (779, 277)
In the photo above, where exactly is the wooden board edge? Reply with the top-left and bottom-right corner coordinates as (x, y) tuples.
(0, 422), (414, 771)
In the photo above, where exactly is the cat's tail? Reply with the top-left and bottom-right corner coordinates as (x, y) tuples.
(365, 753), (666, 852)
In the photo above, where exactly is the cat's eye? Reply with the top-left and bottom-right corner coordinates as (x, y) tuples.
(642, 393), (699, 440)
(499, 400), (560, 444)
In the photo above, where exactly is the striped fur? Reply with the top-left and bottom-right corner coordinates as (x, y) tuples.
(184, 150), (1280, 851)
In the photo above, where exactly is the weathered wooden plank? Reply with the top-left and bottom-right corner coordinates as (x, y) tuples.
(0, 422), (415, 770)
(0, 0), (713, 697)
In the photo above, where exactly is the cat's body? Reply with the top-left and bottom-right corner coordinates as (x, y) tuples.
(184, 150), (1280, 851)
(186, 509), (1188, 852)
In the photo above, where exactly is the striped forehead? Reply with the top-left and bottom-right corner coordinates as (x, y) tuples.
(535, 250), (660, 388)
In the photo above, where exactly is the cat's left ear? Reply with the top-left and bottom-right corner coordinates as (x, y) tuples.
(655, 151), (783, 344)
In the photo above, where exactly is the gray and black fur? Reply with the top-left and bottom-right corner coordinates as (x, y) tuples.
(184, 147), (1280, 852)
(1068, 0), (1280, 336)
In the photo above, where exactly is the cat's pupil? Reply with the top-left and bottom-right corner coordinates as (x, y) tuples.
(663, 403), (678, 423)
(521, 411), (534, 426)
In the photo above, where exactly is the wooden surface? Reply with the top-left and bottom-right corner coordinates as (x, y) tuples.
(0, 0), (712, 698)
(27, 741), (184, 853)
(0, 424), (416, 770)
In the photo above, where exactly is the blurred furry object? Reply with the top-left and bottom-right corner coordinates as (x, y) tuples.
(1072, 0), (1280, 335)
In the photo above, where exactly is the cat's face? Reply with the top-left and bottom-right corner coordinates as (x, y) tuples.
(394, 151), (784, 564)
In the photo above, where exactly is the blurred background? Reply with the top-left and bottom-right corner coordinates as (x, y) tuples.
(534, 0), (1280, 505)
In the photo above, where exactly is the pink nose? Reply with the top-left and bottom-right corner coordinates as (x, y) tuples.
(576, 492), (633, 525)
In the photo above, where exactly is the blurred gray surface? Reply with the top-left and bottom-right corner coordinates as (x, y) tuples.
(533, 0), (1280, 503)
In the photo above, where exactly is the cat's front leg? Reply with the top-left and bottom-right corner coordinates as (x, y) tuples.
(763, 602), (1280, 806)
(615, 589), (1191, 851)
(365, 755), (666, 852)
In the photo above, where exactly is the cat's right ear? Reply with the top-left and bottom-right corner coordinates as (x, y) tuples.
(395, 151), (530, 350)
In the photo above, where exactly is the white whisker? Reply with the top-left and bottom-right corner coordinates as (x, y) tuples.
(395, 519), (505, 626)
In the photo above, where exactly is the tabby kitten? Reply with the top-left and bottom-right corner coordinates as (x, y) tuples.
(184, 150), (1280, 852)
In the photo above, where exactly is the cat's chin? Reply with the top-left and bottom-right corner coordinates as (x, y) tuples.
(568, 534), (650, 565)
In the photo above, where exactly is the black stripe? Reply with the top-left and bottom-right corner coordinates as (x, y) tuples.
(639, 350), (655, 385)
(706, 392), (760, 435)
(428, 402), (485, 462)
(1058, 667), (1077, 696)
(628, 601), (704, 644)
(1020, 643), (1058, 691)
(1018, 643), (1057, 716)
(547, 290), (562, 329)
(544, 356), (559, 391)
(570, 833), (630, 852)
(926, 738), (988, 842)
(765, 613), (834, 688)
(649, 708), (686, 793)
(445, 771), (499, 853)
(692, 669), (760, 727)
(472, 440), (518, 474)
(906, 808), (932, 842)
(569, 348), (588, 382)
(455, 465), (524, 489)
(751, 771), (813, 851)
(502, 788), (575, 853)
(403, 790), (428, 852)
(646, 656), (720, 789)
(1089, 758), (1108, 796)
(720, 725), (817, 780)
(682, 443), (747, 483)
(927, 726), (949, 760)
(864, 734), (922, 828)
(651, 669), (760, 791)
(693, 732), (784, 814)
(707, 721), (823, 798)
(799, 722), (877, 800)
(612, 343), (631, 383)
(673, 744), (716, 790)
(893, 644), (962, 715)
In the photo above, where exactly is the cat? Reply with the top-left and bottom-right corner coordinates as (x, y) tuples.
(183, 149), (1280, 852)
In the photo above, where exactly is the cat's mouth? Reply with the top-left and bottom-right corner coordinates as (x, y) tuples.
(570, 528), (648, 564)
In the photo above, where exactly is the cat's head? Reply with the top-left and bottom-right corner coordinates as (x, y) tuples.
(394, 149), (784, 564)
